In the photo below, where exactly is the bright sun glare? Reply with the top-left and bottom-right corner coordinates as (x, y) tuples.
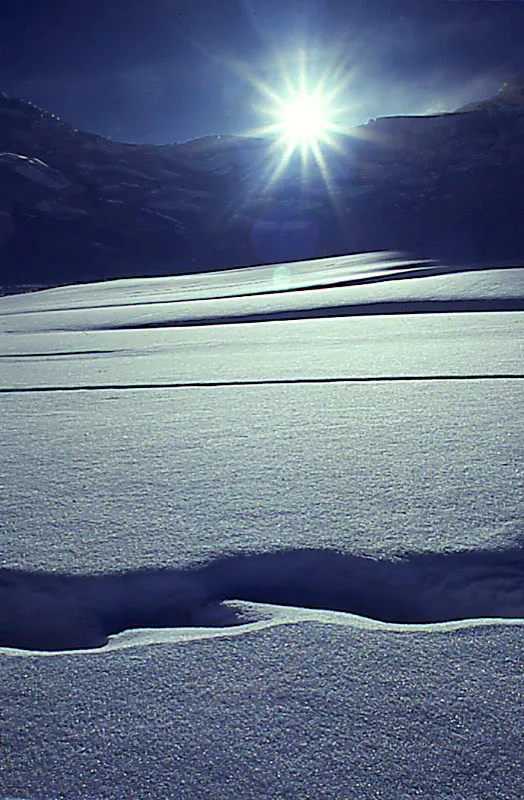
(277, 89), (333, 148)
(247, 49), (358, 191)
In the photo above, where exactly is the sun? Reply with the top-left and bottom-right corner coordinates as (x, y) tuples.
(275, 88), (335, 150)
(247, 50), (358, 190)
(255, 76), (343, 162)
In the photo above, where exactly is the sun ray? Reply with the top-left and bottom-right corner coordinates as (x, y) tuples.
(203, 46), (368, 223)
(246, 50), (363, 196)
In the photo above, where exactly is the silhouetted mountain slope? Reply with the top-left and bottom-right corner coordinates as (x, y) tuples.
(1, 80), (523, 288)
(457, 75), (524, 111)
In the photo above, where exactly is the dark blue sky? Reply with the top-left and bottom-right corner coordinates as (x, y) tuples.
(1, 0), (523, 143)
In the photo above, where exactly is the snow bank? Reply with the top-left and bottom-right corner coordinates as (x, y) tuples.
(2, 547), (523, 652)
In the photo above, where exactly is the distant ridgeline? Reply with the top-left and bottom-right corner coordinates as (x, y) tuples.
(1, 78), (524, 288)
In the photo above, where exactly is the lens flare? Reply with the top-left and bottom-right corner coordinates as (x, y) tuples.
(248, 48), (360, 195)
(276, 88), (334, 148)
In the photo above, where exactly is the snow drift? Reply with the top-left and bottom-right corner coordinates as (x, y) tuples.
(1, 547), (523, 651)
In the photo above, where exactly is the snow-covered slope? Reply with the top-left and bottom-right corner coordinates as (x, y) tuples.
(1, 253), (522, 336)
(1, 261), (522, 798)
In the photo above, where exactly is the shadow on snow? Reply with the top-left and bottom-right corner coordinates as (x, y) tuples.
(1, 547), (523, 651)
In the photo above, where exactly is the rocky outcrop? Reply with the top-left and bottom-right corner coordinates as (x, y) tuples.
(1, 82), (523, 289)
(457, 76), (524, 112)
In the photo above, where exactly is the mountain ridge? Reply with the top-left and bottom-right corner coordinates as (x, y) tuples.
(1, 80), (523, 289)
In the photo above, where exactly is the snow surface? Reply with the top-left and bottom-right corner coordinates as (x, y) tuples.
(1, 255), (523, 798)
(1, 254), (522, 333)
